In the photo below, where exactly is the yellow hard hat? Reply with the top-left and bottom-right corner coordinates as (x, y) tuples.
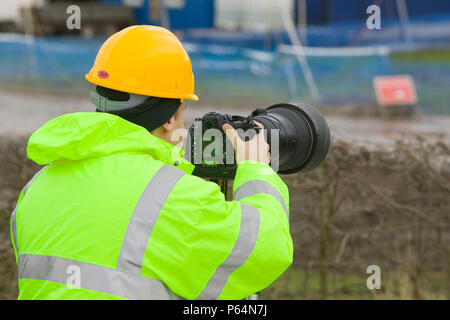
(86, 25), (198, 101)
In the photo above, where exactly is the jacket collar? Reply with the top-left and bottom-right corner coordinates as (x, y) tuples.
(27, 112), (194, 174)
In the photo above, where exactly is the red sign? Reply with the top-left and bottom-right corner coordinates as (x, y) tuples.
(373, 75), (417, 106)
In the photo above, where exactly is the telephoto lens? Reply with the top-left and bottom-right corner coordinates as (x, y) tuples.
(249, 103), (330, 174)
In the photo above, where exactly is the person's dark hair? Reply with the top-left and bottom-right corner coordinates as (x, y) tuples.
(95, 85), (182, 132)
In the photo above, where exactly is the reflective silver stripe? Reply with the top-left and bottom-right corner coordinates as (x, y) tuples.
(11, 207), (18, 254)
(18, 254), (180, 300)
(11, 167), (47, 254)
(22, 166), (47, 195)
(117, 165), (185, 274)
(234, 180), (288, 218)
(197, 203), (260, 300)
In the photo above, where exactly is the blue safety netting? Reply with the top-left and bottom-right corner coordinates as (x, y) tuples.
(0, 13), (449, 115)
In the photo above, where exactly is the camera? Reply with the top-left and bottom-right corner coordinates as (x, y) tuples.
(186, 103), (331, 179)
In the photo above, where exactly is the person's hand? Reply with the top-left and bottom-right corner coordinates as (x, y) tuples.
(222, 122), (270, 165)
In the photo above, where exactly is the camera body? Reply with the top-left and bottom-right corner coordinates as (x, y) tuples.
(187, 103), (331, 180)
(189, 112), (261, 179)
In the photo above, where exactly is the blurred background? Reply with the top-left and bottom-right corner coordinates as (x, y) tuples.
(0, 0), (449, 300)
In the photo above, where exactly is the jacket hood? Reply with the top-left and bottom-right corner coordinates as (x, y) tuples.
(27, 112), (194, 174)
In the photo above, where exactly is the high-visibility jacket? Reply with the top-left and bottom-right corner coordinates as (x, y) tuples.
(10, 112), (293, 300)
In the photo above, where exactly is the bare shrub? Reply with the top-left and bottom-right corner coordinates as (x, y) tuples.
(283, 136), (450, 299)
(0, 134), (449, 299)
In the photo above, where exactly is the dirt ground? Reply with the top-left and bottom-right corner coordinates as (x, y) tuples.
(1, 88), (449, 144)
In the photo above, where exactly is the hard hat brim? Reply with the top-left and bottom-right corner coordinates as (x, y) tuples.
(85, 74), (199, 101)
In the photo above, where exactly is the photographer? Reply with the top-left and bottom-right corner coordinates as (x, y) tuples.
(11, 26), (292, 300)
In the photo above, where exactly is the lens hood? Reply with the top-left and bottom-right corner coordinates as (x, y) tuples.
(252, 103), (330, 174)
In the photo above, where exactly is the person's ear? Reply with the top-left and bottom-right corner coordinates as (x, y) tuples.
(161, 115), (176, 132)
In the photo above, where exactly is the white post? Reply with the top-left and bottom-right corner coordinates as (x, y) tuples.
(21, 1), (40, 79)
(395, 0), (412, 43)
(159, 0), (171, 30)
(276, 0), (320, 101)
(298, 0), (307, 45)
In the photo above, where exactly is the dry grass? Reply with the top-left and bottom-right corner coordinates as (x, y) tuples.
(0, 134), (449, 299)
(0, 135), (40, 299)
(280, 136), (450, 299)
